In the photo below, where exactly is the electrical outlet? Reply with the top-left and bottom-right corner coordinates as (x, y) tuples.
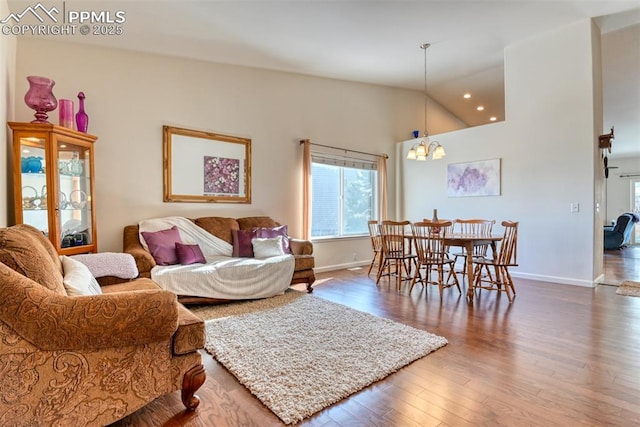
(352, 252), (357, 261)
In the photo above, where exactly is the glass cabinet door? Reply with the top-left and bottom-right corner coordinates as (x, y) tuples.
(19, 136), (50, 236)
(57, 140), (93, 249)
(11, 122), (98, 254)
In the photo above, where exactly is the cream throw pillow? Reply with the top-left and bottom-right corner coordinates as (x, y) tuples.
(60, 255), (103, 296)
(252, 236), (286, 259)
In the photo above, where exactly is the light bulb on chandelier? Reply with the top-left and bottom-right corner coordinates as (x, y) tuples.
(407, 43), (446, 161)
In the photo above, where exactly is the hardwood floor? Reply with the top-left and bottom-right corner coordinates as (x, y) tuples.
(603, 244), (640, 284)
(111, 249), (640, 426)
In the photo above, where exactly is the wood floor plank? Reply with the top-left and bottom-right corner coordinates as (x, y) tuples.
(110, 246), (640, 427)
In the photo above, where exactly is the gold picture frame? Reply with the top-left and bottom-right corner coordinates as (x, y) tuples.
(163, 125), (251, 203)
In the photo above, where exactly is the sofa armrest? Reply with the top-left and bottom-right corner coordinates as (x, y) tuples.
(0, 264), (178, 351)
(123, 224), (156, 275)
(290, 238), (313, 256)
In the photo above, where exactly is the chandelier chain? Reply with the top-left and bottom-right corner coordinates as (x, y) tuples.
(422, 43), (430, 138)
(407, 42), (445, 161)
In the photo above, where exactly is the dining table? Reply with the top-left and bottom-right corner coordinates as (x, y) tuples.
(444, 233), (503, 299)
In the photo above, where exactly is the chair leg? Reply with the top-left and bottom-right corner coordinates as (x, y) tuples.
(455, 253), (467, 281)
(505, 268), (516, 296)
(396, 259), (404, 291)
(376, 256), (388, 284)
(182, 363), (206, 410)
(368, 250), (383, 276)
(472, 264), (482, 294)
(437, 265), (445, 299)
(450, 266), (461, 294)
(367, 256), (375, 276)
(501, 266), (515, 302)
(409, 266), (423, 293)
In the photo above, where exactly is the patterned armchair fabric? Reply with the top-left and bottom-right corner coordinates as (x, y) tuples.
(0, 224), (206, 426)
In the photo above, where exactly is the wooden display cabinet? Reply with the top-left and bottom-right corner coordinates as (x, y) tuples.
(9, 122), (98, 255)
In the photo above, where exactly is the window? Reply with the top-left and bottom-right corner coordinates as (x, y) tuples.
(311, 153), (377, 238)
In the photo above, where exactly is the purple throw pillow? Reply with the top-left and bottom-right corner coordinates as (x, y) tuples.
(255, 225), (291, 254)
(175, 242), (206, 265)
(141, 226), (182, 266)
(232, 228), (257, 257)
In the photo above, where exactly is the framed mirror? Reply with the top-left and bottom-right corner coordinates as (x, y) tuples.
(163, 125), (251, 203)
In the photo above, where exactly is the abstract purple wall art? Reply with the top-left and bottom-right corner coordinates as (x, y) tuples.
(447, 159), (501, 197)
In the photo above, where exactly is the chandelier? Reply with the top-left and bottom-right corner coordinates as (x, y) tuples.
(407, 43), (446, 161)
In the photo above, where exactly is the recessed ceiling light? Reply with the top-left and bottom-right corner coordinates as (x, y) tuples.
(463, 93), (471, 99)
(477, 106), (484, 111)
(489, 116), (497, 121)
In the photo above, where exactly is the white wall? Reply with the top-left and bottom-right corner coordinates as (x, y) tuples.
(13, 38), (463, 268)
(401, 20), (603, 287)
(0, 0), (15, 227)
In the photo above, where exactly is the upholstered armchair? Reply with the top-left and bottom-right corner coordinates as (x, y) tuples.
(0, 224), (206, 426)
(604, 213), (637, 250)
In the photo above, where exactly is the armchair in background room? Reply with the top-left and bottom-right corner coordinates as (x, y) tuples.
(604, 213), (638, 250)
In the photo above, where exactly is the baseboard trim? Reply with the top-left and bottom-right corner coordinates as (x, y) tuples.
(316, 262), (603, 288)
(315, 261), (371, 274)
(510, 272), (597, 288)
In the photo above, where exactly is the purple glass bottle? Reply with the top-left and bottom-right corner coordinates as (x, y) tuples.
(75, 91), (89, 133)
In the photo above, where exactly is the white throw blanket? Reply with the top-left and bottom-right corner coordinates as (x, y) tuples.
(151, 255), (295, 300)
(138, 216), (232, 257)
(139, 216), (295, 300)
(71, 252), (139, 279)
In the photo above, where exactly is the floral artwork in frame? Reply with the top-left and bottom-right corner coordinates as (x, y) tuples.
(163, 125), (251, 203)
(204, 156), (240, 195)
(447, 158), (501, 197)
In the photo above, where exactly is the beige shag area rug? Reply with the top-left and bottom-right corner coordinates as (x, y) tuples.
(616, 281), (640, 297)
(191, 291), (447, 424)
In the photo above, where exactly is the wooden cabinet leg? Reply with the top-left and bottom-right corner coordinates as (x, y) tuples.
(181, 363), (206, 410)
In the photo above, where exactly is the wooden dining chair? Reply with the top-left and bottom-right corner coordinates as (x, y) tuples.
(378, 220), (417, 290)
(451, 219), (495, 281)
(410, 220), (461, 298)
(471, 221), (519, 301)
(423, 218), (456, 273)
(367, 220), (383, 277)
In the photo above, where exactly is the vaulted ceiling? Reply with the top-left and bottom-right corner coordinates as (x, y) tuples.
(10, 1), (640, 157)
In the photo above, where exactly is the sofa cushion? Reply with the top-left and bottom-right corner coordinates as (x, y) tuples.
(176, 242), (206, 265)
(101, 277), (161, 293)
(232, 228), (257, 257)
(173, 304), (206, 355)
(194, 217), (239, 244)
(141, 225), (183, 265)
(0, 224), (66, 295)
(252, 236), (287, 258)
(60, 255), (103, 296)
(255, 225), (291, 254)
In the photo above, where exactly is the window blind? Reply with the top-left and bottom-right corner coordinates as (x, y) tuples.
(311, 152), (377, 171)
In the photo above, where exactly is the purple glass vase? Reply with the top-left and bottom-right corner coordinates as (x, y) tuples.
(59, 99), (74, 129)
(24, 76), (57, 123)
(75, 91), (89, 133)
